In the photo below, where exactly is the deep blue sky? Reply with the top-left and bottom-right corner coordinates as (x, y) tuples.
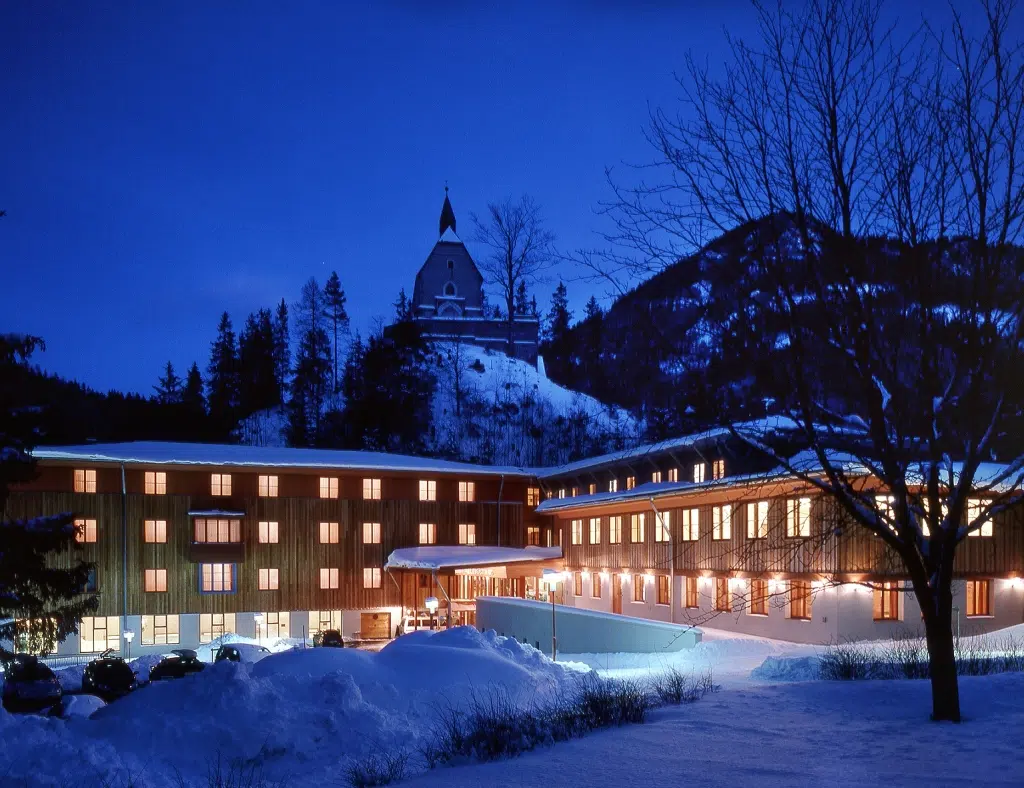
(2, 1), (945, 394)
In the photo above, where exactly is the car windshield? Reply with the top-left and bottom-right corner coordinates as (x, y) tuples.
(10, 661), (55, 681)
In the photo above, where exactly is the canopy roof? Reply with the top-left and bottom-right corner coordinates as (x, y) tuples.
(385, 546), (562, 572)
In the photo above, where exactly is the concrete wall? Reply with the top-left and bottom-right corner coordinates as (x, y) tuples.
(476, 595), (702, 654)
(563, 571), (1024, 645)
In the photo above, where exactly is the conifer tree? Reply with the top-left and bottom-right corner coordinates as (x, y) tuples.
(153, 361), (182, 404)
(238, 307), (279, 416)
(182, 362), (206, 413)
(288, 278), (332, 446)
(515, 280), (530, 315)
(545, 280), (572, 343)
(1, 335), (96, 655)
(272, 298), (290, 397)
(394, 288), (412, 322)
(584, 295), (602, 320)
(322, 272), (349, 394)
(206, 312), (240, 436)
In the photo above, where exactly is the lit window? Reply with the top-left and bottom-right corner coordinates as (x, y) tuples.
(789, 580), (812, 620)
(211, 473), (231, 496)
(144, 519), (167, 543)
(144, 471), (166, 495)
(655, 511), (671, 542)
(75, 518), (97, 543)
(419, 522), (436, 544)
(657, 575), (670, 606)
(630, 513), (645, 543)
(458, 523), (476, 545)
(571, 486), (579, 497)
(363, 522), (381, 544)
(419, 480), (437, 501)
(651, 471), (662, 484)
(144, 568), (167, 592)
(715, 577), (731, 612)
(875, 495), (896, 534)
(527, 526), (540, 545)
(80, 616), (119, 653)
(199, 612), (236, 643)
(527, 487), (540, 506)
(966, 580), (991, 616)
(261, 612), (289, 638)
(693, 463), (706, 483)
(589, 517), (600, 545)
(667, 468), (679, 483)
(320, 477), (339, 499)
(571, 519), (583, 545)
(681, 509), (699, 541)
(319, 521), (339, 544)
(633, 575), (646, 603)
(363, 478), (382, 500)
(363, 567), (382, 589)
(749, 579), (768, 615)
(712, 459), (725, 480)
(746, 501), (769, 539)
(320, 567), (340, 589)
(459, 481), (475, 502)
(786, 498), (811, 538)
(592, 573), (602, 598)
(574, 572), (583, 597)
(200, 563), (234, 592)
(558, 488), (566, 499)
(194, 519), (240, 543)
(74, 469), (97, 494)
(259, 568), (279, 590)
(609, 516), (622, 544)
(608, 479), (618, 493)
(967, 498), (994, 537)
(258, 475), (279, 497)
(141, 614), (179, 646)
(588, 483), (597, 495)
(685, 577), (699, 608)
(874, 582), (899, 621)
(626, 476), (636, 491)
(712, 505), (732, 540)
(258, 521), (279, 544)
(309, 610), (342, 633)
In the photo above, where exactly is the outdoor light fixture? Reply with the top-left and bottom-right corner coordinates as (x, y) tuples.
(123, 630), (135, 659)
(543, 569), (562, 662)
(425, 596), (439, 630)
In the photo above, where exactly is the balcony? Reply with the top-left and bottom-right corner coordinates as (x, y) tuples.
(188, 541), (246, 564)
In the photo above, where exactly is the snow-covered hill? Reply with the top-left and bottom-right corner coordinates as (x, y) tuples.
(429, 342), (640, 467)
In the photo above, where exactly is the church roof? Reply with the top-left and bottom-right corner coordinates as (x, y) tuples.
(439, 226), (462, 244)
(439, 188), (457, 237)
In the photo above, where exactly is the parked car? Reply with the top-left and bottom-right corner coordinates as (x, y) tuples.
(148, 649), (206, 681)
(2, 654), (63, 713)
(315, 629), (344, 648)
(214, 643), (271, 664)
(82, 649), (137, 701)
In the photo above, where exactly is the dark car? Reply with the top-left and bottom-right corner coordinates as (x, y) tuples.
(2, 654), (63, 713)
(82, 649), (137, 700)
(148, 649), (206, 681)
(315, 629), (344, 648)
(214, 643), (271, 664)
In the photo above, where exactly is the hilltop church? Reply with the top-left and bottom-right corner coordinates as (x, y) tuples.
(410, 190), (540, 363)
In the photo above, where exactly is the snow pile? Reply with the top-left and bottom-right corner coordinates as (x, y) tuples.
(750, 655), (822, 681)
(1, 627), (588, 787)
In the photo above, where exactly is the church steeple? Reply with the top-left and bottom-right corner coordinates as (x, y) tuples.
(439, 185), (457, 238)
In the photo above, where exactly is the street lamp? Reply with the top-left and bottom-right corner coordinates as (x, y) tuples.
(123, 630), (135, 660)
(254, 613), (265, 645)
(425, 596), (439, 630)
(543, 569), (563, 662)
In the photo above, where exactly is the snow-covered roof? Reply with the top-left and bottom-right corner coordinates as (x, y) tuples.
(32, 442), (533, 477)
(537, 417), (802, 479)
(385, 546), (562, 571)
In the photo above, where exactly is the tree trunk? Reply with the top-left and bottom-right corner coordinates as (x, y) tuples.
(923, 599), (961, 722)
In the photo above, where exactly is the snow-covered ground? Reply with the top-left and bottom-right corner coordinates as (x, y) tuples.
(3, 626), (1021, 787)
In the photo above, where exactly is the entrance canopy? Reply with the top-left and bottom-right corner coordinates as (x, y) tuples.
(385, 546), (562, 577)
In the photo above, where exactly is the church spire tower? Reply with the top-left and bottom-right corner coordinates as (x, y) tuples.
(439, 185), (457, 238)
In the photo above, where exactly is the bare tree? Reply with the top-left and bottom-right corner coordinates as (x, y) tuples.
(584, 0), (1024, 721)
(472, 196), (555, 357)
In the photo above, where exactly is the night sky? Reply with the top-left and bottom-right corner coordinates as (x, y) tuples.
(2, 1), (944, 394)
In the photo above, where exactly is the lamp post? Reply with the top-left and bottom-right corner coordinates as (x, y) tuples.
(543, 569), (562, 662)
(425, 596), (439, 631)
(254, 613), (265, 645)
(123, 630), (134, 660)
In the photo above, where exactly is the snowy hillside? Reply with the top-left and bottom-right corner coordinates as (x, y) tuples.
(429, 342), (639, 467)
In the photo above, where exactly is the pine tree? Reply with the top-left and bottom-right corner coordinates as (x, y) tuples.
(206, 311), (240, 436)
(288, 278), (332, 446)
(322, 272), (349, 393)
(584, 295), (602, 320)
(238, 307), (279, 416)
(515, 280), (530, 315)
(1, 335), (97, 655)
(153, 361), (182, 404)
(530, 295), (538, 317)
(182, 362), (206, 413)
(545, 280), (572, 343)
(272, 298), (290, 398)
(394, 288), (412, 322)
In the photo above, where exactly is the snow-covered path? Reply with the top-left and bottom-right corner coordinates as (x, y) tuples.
(407, 672), (1024, 788)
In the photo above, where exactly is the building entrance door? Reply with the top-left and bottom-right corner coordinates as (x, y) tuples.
(612, 574), (622, 615)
